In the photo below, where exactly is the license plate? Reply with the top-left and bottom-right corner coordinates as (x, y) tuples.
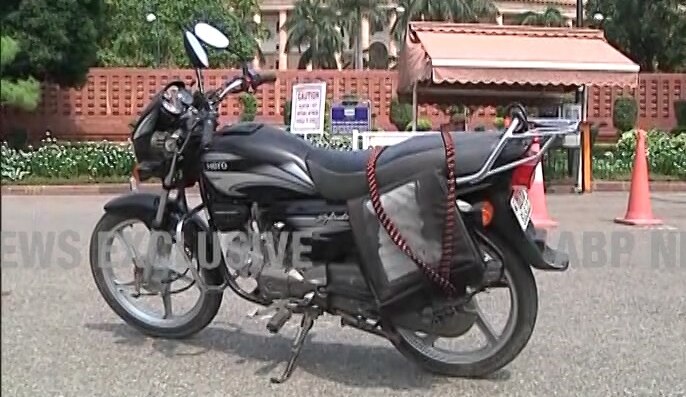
(510, 188), (531, 230)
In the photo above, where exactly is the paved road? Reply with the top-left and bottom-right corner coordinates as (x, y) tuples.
(2, 192), (686, 397)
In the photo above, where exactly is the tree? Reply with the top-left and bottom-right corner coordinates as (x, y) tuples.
(334, 0), (389, 70)
(97, 0), (256, 68)
(285, 0), (345, 69)
(1, 0), (105, 88)
(98, 0), (256, 67)
(585, 0), (686, 72)
(516, 7), (567, 27)
(0, 36), (41, 111)
(226, 0), (272, 64)
(390, 0), (497, 46)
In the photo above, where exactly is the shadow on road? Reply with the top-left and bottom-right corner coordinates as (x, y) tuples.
(85, 321), (511, 389)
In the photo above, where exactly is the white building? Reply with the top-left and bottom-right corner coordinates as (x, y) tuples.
(252, 0), (584, 69)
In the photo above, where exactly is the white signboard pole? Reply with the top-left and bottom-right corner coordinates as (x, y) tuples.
(290, 82), (327, 135)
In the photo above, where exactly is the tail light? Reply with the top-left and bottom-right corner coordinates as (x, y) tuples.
(511, 139), (540, 189)
(511, 163), (536, 189)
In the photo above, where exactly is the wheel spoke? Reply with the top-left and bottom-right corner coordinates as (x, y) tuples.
(115, 230), (145, 269)
(473, 301), (499, 346)
(419, 333), (438, 346)
(162, 290), (173, 319)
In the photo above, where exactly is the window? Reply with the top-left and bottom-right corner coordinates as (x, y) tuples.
(371, 19), (384, 34)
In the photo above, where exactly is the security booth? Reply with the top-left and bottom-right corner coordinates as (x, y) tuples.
(396, 22), (640, 192)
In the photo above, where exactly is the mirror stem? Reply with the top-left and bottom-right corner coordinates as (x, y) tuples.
(195, 68), (205, 94)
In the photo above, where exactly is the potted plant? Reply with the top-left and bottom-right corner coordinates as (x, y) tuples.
(440, 104), (467, 132)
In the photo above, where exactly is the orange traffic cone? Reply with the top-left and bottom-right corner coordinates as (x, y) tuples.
(615, 129), (663, 226)
(529, 140), (558, 229)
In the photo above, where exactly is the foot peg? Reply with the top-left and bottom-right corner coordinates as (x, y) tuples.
(270, 311), (317, 384)
(267, 309), (292, 334)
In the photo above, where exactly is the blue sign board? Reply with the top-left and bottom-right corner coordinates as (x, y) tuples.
(330, 101), (371, 135)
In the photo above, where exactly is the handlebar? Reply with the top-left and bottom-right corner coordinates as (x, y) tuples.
(211, 67), (276, 107)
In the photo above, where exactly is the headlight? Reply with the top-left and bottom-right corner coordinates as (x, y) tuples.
(161, 86), (186, 115)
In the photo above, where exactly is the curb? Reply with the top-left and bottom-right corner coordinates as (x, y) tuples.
(3, 181), (686, 196)
(1, 183), (199, 195)
(592, 181), (686, 192)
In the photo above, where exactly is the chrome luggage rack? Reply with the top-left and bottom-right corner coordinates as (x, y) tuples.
(456, 116), (581, 185)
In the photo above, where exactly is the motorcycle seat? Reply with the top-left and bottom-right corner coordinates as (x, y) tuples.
(212, 123), (529, 201)
(306, 131), (530, 201)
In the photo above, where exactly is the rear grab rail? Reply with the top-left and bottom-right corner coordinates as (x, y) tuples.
(456, 117), (580, 185)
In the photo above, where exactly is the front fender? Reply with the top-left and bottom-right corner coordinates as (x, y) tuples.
(102, 192), (225, 285)
(103, 192), (179, 227)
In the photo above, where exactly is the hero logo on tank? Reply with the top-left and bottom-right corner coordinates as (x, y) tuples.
(289, 82), (327, 135)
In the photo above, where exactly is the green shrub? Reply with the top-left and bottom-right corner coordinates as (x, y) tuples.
(613, 96), (638, 133)
(1, 138), (134, 182)
(493, 117), (505, 130)
(239, 93), (257, 122)
(324, 100), (331, 133)
(405, 117), (432, 131)
(593, 129), (686, 179)
(5, 127), (28, 149)
(675, 100), (686, 127)
(304, 133), (353, 150)
(390, 98), (413, 131)
(283, 99), (292, 126)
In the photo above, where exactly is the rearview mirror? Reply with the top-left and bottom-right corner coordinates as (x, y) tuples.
(183, 30), (209, 68)
(194, 22), (230, 49)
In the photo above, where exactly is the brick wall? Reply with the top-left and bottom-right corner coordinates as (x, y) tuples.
(1, 68), (684, 142)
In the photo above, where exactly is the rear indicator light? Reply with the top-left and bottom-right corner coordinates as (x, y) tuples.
(481, 201), (494, 226)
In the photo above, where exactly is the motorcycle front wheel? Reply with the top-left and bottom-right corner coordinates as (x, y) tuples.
(386, 230), (538, 378)
(89, 212), (223, 339)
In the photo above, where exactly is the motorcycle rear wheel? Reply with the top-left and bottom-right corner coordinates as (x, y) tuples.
(89, 212), (223, 339)
(386, 230), (538, 378)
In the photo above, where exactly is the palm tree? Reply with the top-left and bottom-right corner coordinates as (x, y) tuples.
(226, 0), (271, 64)
(285, 0), (345, 69)
(516, 7), (567, 27)
(390, 0), (497, 48)
(333, 0), (389, 70)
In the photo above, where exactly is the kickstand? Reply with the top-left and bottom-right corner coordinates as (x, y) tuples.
(270, 311), (316, 384)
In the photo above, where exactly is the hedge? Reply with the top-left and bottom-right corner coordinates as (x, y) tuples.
(1, 137), (134, 182)
(592, 129), (686, 179)
(3, 128), (686, 183)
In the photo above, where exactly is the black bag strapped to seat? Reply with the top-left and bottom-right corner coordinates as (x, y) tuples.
(358, 130), (487, 303)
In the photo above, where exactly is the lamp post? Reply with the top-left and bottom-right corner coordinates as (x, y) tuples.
(575, 0), (584, 103)
(576, 0), (583, 27)
(146, 12), (160, 67)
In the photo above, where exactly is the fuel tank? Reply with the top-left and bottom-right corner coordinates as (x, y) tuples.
(200, 122), (318, 201)
(199, 122), (320, 232)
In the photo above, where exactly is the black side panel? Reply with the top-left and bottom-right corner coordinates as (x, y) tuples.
(260, 199), (376, 302)
(264, 200), (354, 265)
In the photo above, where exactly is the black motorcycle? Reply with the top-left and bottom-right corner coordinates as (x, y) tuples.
(89, 22), (576, 384)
